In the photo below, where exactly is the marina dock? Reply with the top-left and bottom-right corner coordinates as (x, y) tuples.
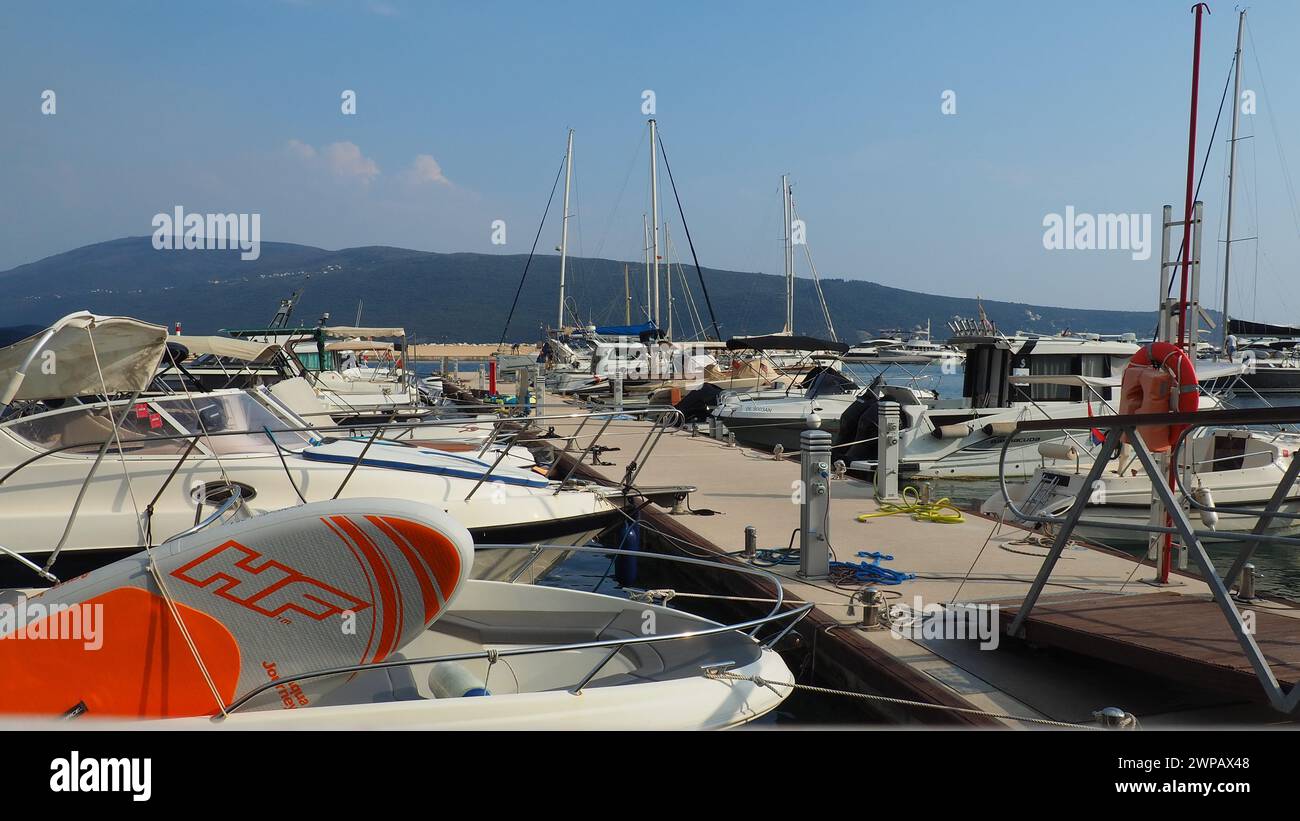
(545, 395), (1300, 727)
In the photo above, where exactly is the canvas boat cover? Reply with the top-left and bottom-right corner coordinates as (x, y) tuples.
(0, 312), (168, 403)
(726, 334), (849, 354)
(1228, 319), (1300, 338)
(324, 340), (396, 352)
(321, 326), (406, 339)
(174, 335), (281, 363)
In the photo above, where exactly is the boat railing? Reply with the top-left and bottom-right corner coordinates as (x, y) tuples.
(0, 403), (683, 580)
(994, 403), (1300, 713)
(216, 543), (814, 716)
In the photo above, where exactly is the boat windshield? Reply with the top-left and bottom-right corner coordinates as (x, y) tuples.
(154, 393), (311, 454)
(3, 393), (311, 456)
(802, 368), (857, 399)
(4, 402), (192, 456)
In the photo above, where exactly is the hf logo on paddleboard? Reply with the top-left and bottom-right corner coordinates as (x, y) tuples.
(50, 751), (151, 802)
(171, 541), (370, 622)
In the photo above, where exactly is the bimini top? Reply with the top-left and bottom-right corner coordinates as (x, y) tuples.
(726, 334), (850, 354)
(1228, 319), (1300, 339)
(593, 321), (658, 337)
(174, 335), (281, 364)
(321, 325), (406, 339)
(0, 311), (169, 403)
(324, 339), (396, 353)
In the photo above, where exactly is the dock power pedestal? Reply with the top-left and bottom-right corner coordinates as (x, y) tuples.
(876, 401), (902, 503)
(799, 428), (832, 579)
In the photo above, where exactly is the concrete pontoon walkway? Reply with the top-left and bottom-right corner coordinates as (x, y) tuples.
(542, 395), (1300, 727)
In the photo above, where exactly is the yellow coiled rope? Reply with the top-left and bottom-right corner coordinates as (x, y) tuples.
(856, 485), (965, 524)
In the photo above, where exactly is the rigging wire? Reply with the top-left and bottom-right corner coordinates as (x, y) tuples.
(1246, 19), (1300, 239)
(655, 128), (722, 340)
(498, 152), (567, 347)
(1150, 50), (1237, 343)
(790, 197), (838, 342)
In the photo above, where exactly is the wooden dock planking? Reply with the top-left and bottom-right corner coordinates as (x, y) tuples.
(997, 591), (1300, 703)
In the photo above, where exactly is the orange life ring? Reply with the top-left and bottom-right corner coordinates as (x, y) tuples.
(1118, 342), (1198, 452)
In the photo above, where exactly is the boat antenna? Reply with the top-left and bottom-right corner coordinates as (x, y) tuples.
(655, 128), (722, 341)
(270, 278), (308, 329)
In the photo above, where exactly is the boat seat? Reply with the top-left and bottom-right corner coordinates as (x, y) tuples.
(434, 610), (625, 645)
(432, 608), (763, 688)
(310, 651), (424, 706)
(62, 411), (117, 447)
(268, 377), (336, 425)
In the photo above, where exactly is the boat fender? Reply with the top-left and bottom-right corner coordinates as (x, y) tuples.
(1118, 342), (1198, 452)
(427, 663), (490, 698)
(982, 421), (1019, 437)
(932, 423), (973, 440)
(1037, 442), (1077, 461)
(1192, 486), (1218, 529)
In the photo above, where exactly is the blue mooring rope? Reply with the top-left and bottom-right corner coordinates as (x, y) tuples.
(829, 551), (915, 586)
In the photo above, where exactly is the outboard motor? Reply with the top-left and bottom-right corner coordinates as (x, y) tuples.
(674, 383), (724, 423)
(834, 376), (883, 465)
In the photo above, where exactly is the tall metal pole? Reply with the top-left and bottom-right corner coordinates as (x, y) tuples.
(1222, 9), (1246, 355)
(1175, 3), (1208, 352)
(624, 263), (631, 324)
(664, 221), (673, 339)
(557, 128), (574, 330)
(643, 213), (651, 320)
(649, 119), (661, 329)
(783, 174), (794, 334)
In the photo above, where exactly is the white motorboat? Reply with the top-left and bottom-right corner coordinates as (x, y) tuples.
(841, 332), (1241, 480)
(712, 335), (939, 451)
(0, 313), (633, 585)
(984, 428), (1300, 544)
(0, 497), (800, 730)
(844, 322), (964, 366)
(716, 369), (933, 452)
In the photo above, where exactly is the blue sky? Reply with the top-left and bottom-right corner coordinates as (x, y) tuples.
(4, 0), (1300, 319)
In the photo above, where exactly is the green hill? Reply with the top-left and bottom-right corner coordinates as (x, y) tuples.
(0, 236), (1158, 343)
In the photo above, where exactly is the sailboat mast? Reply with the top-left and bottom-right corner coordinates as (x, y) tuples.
(624, 263), (631, 324)
(650, 118), (660, 328)
(783, 174), (794, 334)
(665, 221), (673, 339)
(557, 129), (574, 330)
(643, 213), (651, 319)
(1221, 9), (1245, 356)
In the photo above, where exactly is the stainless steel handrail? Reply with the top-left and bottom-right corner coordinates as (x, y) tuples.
(161, 487), (244, 544)
(0, 401), (686, 579)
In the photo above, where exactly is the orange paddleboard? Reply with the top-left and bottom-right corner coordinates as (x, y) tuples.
(0, 498), (473, 719)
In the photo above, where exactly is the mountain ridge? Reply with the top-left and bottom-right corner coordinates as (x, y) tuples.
(0, 236), (1159, 343)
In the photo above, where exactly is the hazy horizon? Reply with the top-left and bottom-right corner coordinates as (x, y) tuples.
(5, 1), (1300, 322)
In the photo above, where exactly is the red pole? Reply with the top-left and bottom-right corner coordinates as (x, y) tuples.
(1175, 3), (1208, 352)
(1165, 3), (1210, 584)
(489, 359), (497, 395)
